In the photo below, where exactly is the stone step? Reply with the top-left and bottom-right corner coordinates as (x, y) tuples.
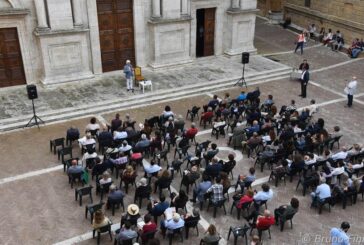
(0, 66), (291, 132)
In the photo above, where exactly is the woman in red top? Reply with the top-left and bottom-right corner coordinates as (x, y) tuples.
(140, 214), (157, 242)
(237, 189), (254, 208)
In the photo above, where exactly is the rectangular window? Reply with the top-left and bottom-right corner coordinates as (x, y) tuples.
(304, 0), (311, 8)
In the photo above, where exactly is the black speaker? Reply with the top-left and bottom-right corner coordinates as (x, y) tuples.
(26, 84), (38, 100)
(242, 52), (250, 64)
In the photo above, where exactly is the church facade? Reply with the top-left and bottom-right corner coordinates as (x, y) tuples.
(0, 0), (257, 87)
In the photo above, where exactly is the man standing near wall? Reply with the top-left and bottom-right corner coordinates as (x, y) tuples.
(123, 60), (134, 92)
(344, 76), (357, 108)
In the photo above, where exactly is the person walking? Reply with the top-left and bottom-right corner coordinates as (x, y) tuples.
(330, 222), (350, 245)
(294, 31), (306, 55)
(344, 76), (357, 108)
(123, 60), (134, 92)
(299, 67), (310, 98)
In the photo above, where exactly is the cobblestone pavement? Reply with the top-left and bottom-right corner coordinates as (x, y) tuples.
(0, 17), (363, 245)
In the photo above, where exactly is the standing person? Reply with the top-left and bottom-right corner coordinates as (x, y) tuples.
(330, 222), (350, 245)
(294, 31), (306, 55)
(344, 76), (358, 108)
(123, 60), (134, 92)
(299, 67), (310, 98)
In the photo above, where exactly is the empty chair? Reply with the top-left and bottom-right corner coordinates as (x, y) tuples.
(58, 146), (73, 162)
(96, 180), (113, 201)
(227, 225), (250, 245)
(207, 198), (227, 218)
(92, 222), (113, 245)
(75, 185), (93, 206)
(134, 66), (145, 86)
(186, 106), (200, 121)
(50, 137), (65, 155)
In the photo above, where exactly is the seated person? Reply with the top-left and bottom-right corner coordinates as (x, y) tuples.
(113, 128), (128, 140)
(107, 184), (124, 208)
(67, 159), (83, 175)
(154, 169), (172, 193)
(310, 177), (331, 207)
(263, 94), (274, 106)
(183, 207), (200, 224)
(99, 171), (112, 185)
(222, 154), (236, 173)
(322, 29), (333, 45)
(92, 157), (108, 178)
(304, 153), (317, 166)
(98, 125), (113, 146)
(332, 36), (344, 51)
(205, 157), (223, 178)
(148, 195), (169, 217)
(86, 117), (100, 132)
(236, 90), (247, 102)
(66, 126), (80, 143)
(135, 134), (150, 149)
(254, 209), (275, 230)
(161, 105), (174, 121)
(331, 147), (348, 161)
(160, 212), (185, 236)
(203, 143), (219, 161)
(246, 87), (261, 102)
(201, 224), (220, 243)
(236, 189), (254, 209)
(135, 177), (152, 199)
(115, 221), (138, 243)
(144, 160), (162, 175)
(78, 132), (96, 149)
(139, 214), (157, 242)
(185, 123), (198, 140)
(118, 140), (132, 154)
(181, 166), (201, 187)
(274, 197), (299, 225)
(206, 177), (224, 203)
(92, 210), (111, 230)
(308, 23), (316, 38)
(82, 149), (97, 168)
(253, 184), (273, 208)
(191, 174), (212, 203)
(110, 152), (128, 166)
(236, 167), (256, 193)
(122, 113), (134, 129)
(120, 204), (141, 227)
(170, 190), (188, 211)
(205, 95), (220, 111)
(201, 107), (214, 122)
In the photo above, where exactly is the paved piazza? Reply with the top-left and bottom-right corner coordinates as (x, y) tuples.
(0, 17), (363, 245)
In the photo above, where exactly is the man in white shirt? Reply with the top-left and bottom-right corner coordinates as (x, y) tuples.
(345, 76), (357, 108)
(311, 178), (331, 207)
(332, 147), (348, 161)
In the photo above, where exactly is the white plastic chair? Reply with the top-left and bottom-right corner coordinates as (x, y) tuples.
(139, 80), (153, 93)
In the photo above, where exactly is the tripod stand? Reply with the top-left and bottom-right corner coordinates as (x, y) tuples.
(25, 99), (45, 129)
(234, 63), (248, 88)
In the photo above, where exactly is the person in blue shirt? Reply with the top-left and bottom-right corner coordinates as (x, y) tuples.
(191, 174), (212, 202)
(123, 60), (134, 92)
(330, 222), (350, 245)
(160, 212), (185, 236)
(148, 195), (169, 217)
(311, 177), (331, 207)
(236, 90), (247, 102)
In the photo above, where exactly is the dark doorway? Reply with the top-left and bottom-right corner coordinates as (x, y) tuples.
(196, 8), (215, 58)
(96, 0), (135, 72)
(0, 28), (26, 88)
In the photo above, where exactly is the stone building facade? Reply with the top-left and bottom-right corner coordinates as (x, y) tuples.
(0, 0), (258, 88)
(284, 0), (364, 42)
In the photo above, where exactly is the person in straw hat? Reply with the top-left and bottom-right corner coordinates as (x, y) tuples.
(121, 204), (141, 227)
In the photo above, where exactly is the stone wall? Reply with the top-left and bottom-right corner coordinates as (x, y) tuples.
(284, 0), (364, 42)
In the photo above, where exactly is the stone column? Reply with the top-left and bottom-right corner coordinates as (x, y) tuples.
(34, 0), (48, 29)
(72, 0), (83, 27)
(152, 0), (161, 18)
(232, 0), (240, 9)
(181, 0), (188, 15)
